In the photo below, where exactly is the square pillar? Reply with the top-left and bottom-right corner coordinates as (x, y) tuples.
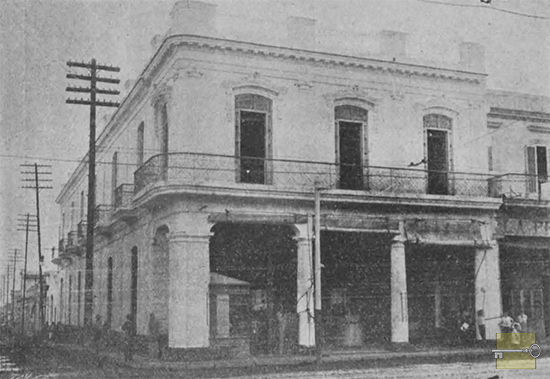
(168, 227), (211, 348)
(295, 224), (315, 347)
(391, 238), (409, 343)
(475, 243), (502, 341)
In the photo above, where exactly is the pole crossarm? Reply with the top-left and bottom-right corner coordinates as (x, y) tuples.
(66, 86), (120, 95)
(66, 99), (120, 107)
(22, 186), (54, 189)
(67, 60), (120, 72)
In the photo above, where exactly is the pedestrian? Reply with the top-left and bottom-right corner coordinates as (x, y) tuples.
(517, 312), (528, 333)
(511, 322), (521, 346)
(498, 311), (514, 334)
(148, 313), (163, 359)
(476, 309), (486, 341)
(122, 314), (135, 362)
(93, 314), (103, 348)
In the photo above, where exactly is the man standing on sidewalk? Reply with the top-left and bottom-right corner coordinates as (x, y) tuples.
(122, 314), (135, 362)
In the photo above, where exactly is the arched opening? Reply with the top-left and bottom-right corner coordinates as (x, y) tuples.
(210, 223), (296, 355)
(107, 257), (113, 328)
(131, 246), (138, 335)
(151, 226), (169, 339)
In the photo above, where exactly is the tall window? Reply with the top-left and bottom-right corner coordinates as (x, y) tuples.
(131, 247), (138, 334)
(107, 257), (113, 327)
(111, 152), (118, 205)
(70, 201), (75, 231)
(424, 114), (452, 195)
(155, 101), (169, 175)
(68, 275), (72, 324)
(60, 278), (64, 323)
(235, 94), (273, 184)
(77, 271), (82, 326)
(335, 105), (368, 190)
(526, 145), (548, 193)
(80, 191), (85, 220)
(137, 122), (145, 166)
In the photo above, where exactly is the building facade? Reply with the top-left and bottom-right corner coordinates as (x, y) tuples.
(53, 1), (549, 355)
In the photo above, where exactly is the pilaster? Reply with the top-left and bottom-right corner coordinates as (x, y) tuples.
(294, 222), (315, 347)
(475, 241), (501, 341)
(167, 214), (212, 348)
(390, 235), (409, 343)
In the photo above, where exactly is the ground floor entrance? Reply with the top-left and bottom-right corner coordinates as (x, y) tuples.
(406, 245), (475, 345)
(209, 223), (297, 355)
(500, 243), (550, 340)
(321, 232), (392, 348)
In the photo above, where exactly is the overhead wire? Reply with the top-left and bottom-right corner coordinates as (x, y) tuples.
(417, 0), (550, 20)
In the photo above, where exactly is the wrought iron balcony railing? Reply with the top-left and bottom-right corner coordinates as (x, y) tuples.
(114, 183), (135, 210)
(488, 173), (546, 200)
(134, 152), (501, 198)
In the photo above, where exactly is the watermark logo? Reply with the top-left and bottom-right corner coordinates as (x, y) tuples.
(492, 333), (540, 369)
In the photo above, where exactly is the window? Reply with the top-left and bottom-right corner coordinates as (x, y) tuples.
(80, 191), (85, 220)
(424, 114), (452, 195)
(77, 271), (82, 326)
(111, 152), (118, 205)
(335, 105), (368, 190)
(235, 94), (273, 184)
(107, 257), (113, 327)
(70, 201), (75, 231)
(488, 146), (493, 172)
(131, 247), (138, 335)
(137, 122), (145, 166)
(526, 145), (548, 193)
(68, 275), (72, 324)
(155, 102), (169, 175)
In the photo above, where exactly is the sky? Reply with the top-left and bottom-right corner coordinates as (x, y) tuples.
(0, 0), (549, 289)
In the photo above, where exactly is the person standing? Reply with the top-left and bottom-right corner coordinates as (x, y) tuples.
(476, 309), (486, 341)
(498, 312), (514, 333)
(148, 313), (163, 359)
(122, 314), (135, 362)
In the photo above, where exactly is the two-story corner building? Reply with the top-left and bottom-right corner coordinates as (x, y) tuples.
(53, 0), (547, 356)
(488, 90), (550, 339)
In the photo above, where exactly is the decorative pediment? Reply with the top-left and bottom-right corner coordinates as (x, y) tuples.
(324, 87), (381, 110)
(222, 72), (287, 97)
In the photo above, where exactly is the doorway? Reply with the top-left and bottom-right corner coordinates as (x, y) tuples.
(239, 111), (266, 184)
(427, 129), (449, 195)
(131, 247), (138, 334)
(339, 121), (363, 190)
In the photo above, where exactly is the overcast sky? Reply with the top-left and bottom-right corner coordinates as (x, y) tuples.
(1, 0), (549, 284)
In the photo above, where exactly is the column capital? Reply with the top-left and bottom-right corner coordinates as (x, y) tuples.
(168, 231), (213, 244)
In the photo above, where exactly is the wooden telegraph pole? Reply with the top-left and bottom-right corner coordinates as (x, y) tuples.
(21, 163), (52, 328)
(17, 213), (38, 335)
(66, 59), (120, 326)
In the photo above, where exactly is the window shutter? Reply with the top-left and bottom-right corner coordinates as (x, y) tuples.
(265, 112), (273, 184)
(526, 146), (537, 193)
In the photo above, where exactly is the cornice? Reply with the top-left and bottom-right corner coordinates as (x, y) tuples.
(488, 107), (550, 124)
(150, 34), (486, 85)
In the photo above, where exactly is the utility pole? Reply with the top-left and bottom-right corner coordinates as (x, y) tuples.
(21, 164), (52, 328)
(66, 59), (120, 326)
(5, 264), (10, 321)
(7, 250), (23, 326)
(17, 213), (38, 335)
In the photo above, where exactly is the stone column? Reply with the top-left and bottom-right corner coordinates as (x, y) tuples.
(390, 237), (409, 343)
(475, 242), (502, 341)
(434, 266), (442, 329)
(295, 223), (315, 347)
(168, 215), (212, 348)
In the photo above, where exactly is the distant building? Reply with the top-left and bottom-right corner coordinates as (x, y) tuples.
(53, 0), (550, 355)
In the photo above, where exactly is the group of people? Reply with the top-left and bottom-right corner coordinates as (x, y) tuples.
(498, 311), (528, 334)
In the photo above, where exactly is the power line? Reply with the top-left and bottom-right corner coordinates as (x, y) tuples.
(417, 0), (550, 20)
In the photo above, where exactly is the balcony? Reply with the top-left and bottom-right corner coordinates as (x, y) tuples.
(114, 183), (138, 223)
(77, 220), (87, 246)
(489, 173), (549, 201)
(133, 152), (507, 204)
(53, 238), (72, 265)
(94, 204), (113, 237)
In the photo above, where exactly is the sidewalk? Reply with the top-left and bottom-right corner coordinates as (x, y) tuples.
(97, 343), (498, 372)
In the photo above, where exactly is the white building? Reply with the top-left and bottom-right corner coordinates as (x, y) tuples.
(53, 1), (550, 356)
